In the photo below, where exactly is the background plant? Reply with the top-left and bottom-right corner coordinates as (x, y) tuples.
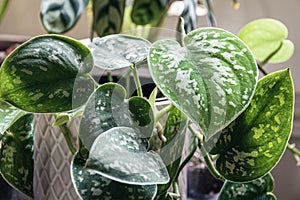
(0, 0), (299, 200)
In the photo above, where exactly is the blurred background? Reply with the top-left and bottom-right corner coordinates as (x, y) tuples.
(0, 0), (299, 199)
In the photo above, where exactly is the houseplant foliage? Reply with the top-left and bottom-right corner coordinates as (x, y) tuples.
(0, 1), (298, 200)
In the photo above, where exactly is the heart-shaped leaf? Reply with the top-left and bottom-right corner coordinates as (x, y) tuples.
(218, 173), (276, 200)
(157, 107), (188, 194)
(148, 28), (258, 140)
(0, 35), (95, 113)
(131, 0), (169, 25)
(41, 0), (88, 33)
(71, 152), (157, 200)
(79, 83), (154, 150)
(209, 69), (294, 182)
(92, 0), (125, 37)
(0, 114), (34, 197)
(89, 34), (151, 70)
(0, 101), (26, 136)
(238, 18), (294, 63)
(86, 127), (169, 185)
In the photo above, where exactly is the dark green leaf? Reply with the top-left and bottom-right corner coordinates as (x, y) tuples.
(89, 34), (151, 70)
(0, 35), (95, 113)
(41, 0), (89, 33)
(149, 28), (258, 140)
(71, 152), (157, 200)
(79, 83), (154, 150)
(92, 0), (125, 36)
(131, 0), (169, 25)
(86, 127), (169, 185)
(238, 18), (294, 63)
(210, 69), (294, 182)
(0, 114), (34, 197)
(218, 173), (276, 200)
(158, 107), (188, 194)
(0, 101), (25, 136)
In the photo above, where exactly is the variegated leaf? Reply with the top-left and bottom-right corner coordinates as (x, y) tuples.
(41, 0), (88, 33)
(148, 28), (258, 140)
(131, 0), (169, 25)
(209, 69), (294, 182)
(0, 114), (34, 197)
(0, 35), (95, 113)
(89, 34), (151, 70)
(0, 101), (25, 136)
(157, 107), (188, 194)
(71, 152), (157, 200)
(92, 0), (125, 37)
(79, 83), (154, 150)
(218, 173), (276, 200)
(86, 127), (169, 185)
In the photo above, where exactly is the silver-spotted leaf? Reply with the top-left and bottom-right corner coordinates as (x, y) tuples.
(71, 152), (157, 200)
(131, 0), (169, 25)
(86, 127), (169, 185)
(210, 69), (294, 182)
(79, 83), (154, 150)
(0, 35), (94, 113)
(0, 101), (25, 136)
(89, 34), (151, 70)
(92, 0), (125, 37)
(148, 28), (258, 140)
(158, 107), (188, 194)
(218, 173), (276, 200)
(238, 18), (294, 63)
(0, 114), (34, 197)
(41, 0), (88, 33)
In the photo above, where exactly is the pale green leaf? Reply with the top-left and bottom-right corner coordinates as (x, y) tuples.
(0, 114), (34, 197)
(79, 83), (154, 150)
(86, 127), (169, 185)
(71, 152), (157, 200)
(41, 0), (88, 33)
(238, 18), (294, 63)
(89, 34), (151, 70)
(148, 27), (258, 140)
(0, 35), (95, 113)
(218, 173), (276, 200)
(209, 69), (294, 182)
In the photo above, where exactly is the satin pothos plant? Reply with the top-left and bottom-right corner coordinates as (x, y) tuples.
(0, 15), (297, 200)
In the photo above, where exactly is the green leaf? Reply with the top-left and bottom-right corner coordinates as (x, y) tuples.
(158, 107), (188, 194)
(41, 0), (88, 33)
(0, 114), (34, 197)
(0, 101), (25, 136)
(218, 173), (276, 200)
(210, 69), (294, 182)
(71, 152), (157, 200)
(89, 34), (151, 70)
(238, 18), (294, 63)
(86, 127), (169, 185)
(148, 28), (258, 140)
(79, 83), (154, 150)
(92, 0), (125, 37)
(131, 0), (169, 25)
(0, 34), (95, 113)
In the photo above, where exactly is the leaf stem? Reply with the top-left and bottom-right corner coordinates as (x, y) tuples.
(156, 104), (175, 121)
(203, 152), (224, 180)
(59, 123), (77, 155)
(172, 181), (180, 198)
(131, 64), (143, 97)
(168, 192), (180, 199)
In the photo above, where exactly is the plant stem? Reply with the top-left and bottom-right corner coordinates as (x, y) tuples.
(188, 125), (203, 143)
(204, 0), (217, 27)
(287, 143), (300, 166)
(156, 104), (175, 121)
(203, 152), (224, 180)
(172, 181), (180, 198)
(131, 64), (143, 97)
(168, 192), (180, 199)
(59, 124), (77, 155)
(0, 0), (9, 24)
